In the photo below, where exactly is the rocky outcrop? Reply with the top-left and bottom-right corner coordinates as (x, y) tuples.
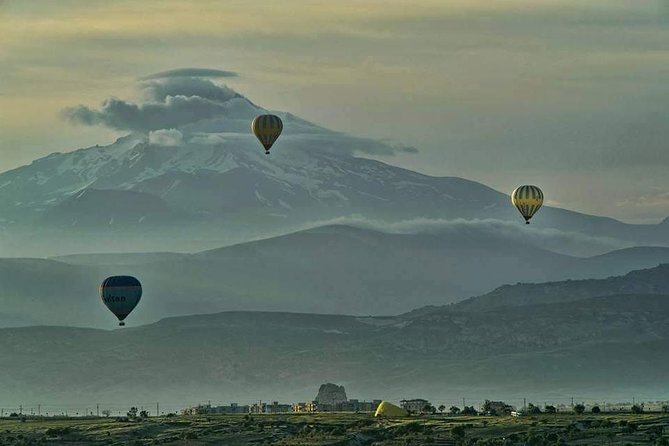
(315, 383), (347, 404)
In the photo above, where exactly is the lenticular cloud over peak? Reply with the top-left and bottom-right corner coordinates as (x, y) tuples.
(59, 68), (415, 157)
(141, 77), (241, 103)
(62, 75), (249, 132)
(140, 68), (238, 80)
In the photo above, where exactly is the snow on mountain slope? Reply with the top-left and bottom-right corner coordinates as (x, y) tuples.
(0, 90), (508, 228)
(0, 81), (666, 256)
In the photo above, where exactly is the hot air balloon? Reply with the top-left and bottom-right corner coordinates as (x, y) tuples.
(375, 401), (409, 418)
(512, 185), (544, 224)
(100, 276), (142, 326)
(251, 114), (283, 154)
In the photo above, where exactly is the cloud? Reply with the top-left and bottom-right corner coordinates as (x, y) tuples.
(63, 95), (232, 132)
(616, 190), (669, 222)
(617, 191), (669, 209)
(149, 128), (183, 146)
(63, 76), (246, 132)
(296, 216), (633, 257)
(140, 68), (238, 80)
(379, 141), (419, 154)
(61, 71), (417, 157)
(188, 133), (224, 146)
(142, 77), (239, 102)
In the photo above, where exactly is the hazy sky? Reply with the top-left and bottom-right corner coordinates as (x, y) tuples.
(1, 0), (668, 223)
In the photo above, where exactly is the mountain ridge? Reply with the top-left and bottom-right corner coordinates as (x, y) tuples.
(2, 225), (669, 328)
(2, 291), (669, 405)
(445, 263), (669, 313)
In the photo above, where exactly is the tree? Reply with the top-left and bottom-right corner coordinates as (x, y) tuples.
(462, 406), (478, 416)
(422, 404), (436, 415)
(544, 405), (557, 414)
(449, 406), (461, 415)
(481, 400), (512, 416)
(573, 404), (585, 414)
(438, 405), (445, 414)
(631, 405), (644, 414)
(527, 403), (542, 414)
(591, 406), (601, 414)
(127, 407), (138, 419)
(102, 410), (111, 417)
(139, 410), (149, 418)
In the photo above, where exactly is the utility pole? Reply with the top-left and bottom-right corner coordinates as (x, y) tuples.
(571, 397), (574, 408)
(38, 404), (41, 416)
(523, 398), (526, 411)
(19, 405), (22, 415)
(157, 402), (159, 417)
(96, 404), (99, 417)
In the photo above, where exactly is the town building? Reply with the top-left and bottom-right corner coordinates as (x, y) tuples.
(265, 402), (293, 413)
(400, 399), (431, 414)
(340, 399), (382, 412)
(182, 403), (249, 415)
(293, 401), (318, 413)
(249, 402), (293, 414)
(215, 403), (250, 414)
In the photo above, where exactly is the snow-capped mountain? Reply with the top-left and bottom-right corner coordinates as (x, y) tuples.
(0, 83), (666, 256)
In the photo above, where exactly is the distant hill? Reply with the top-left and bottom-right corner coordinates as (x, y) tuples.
(447, 263), (669, 313)
(2, 292), (669, 405)
(3, 227), (669, 327)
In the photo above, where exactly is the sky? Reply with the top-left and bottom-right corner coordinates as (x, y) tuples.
(1, 0), (668, 223)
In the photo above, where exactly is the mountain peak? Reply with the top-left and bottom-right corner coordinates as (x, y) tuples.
(0, 70), (666, 255)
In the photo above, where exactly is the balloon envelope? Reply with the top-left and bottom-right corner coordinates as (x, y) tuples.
(511, 185), (544, 224)
(100, 276), (142, 326)
(375, 401), (409, 417)
(252, 114), (283, 154)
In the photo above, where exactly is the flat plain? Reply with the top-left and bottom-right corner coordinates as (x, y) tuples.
(0, 412), (668, 445)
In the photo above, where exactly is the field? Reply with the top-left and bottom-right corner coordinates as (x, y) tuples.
(0, 412), (669, 445)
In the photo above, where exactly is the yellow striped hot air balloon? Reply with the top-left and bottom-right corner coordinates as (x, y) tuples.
(252, 114), (283, 155)
(512, 185), (544, 224)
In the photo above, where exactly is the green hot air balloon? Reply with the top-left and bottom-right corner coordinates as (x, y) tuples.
(252, 114), (283, 154)
(100, 276), (142, 326)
